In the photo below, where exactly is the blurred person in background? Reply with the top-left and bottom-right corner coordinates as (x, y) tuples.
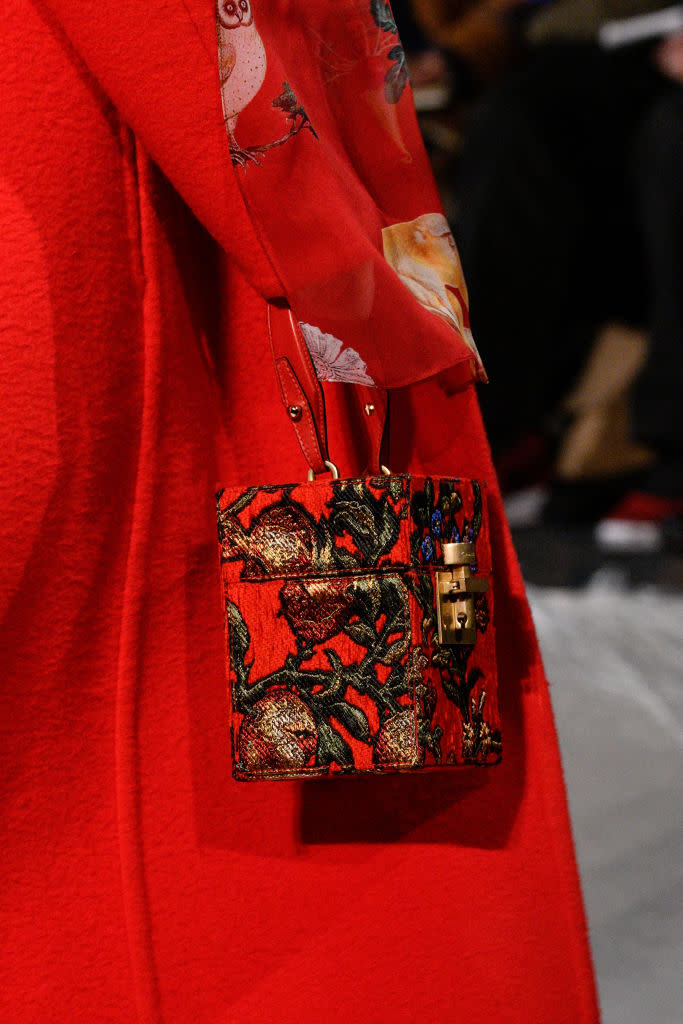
(405, 0), (683, 541)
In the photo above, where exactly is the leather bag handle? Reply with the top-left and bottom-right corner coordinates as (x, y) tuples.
(268, 301), (389, 477)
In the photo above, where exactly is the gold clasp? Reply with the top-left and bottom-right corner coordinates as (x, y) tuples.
(436, 542), (489, 645)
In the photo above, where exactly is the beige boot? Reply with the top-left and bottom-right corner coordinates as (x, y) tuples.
(554, 323), (655, 481)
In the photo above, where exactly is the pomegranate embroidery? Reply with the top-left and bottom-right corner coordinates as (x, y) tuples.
(239, 689), (318, 771)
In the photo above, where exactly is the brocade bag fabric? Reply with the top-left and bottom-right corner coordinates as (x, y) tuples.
(217, 474), (500, 779)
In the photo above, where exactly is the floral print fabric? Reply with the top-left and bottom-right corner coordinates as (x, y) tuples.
(215, 0), (487, 390)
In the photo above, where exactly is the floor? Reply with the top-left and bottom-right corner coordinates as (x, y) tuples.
(515, 525), (683, 1024)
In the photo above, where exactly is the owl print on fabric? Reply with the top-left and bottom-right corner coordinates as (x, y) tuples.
(217, 0), (267, 165)
(216, 0), (317, 166)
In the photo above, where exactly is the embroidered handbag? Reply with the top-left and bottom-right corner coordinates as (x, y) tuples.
(216, 306), (501, 780)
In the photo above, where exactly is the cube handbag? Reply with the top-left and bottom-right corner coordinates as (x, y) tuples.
(216, 304), (501, 780)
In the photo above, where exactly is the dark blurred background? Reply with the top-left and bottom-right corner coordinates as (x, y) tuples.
(392, 3), (683, 1021)
(395, 0), (683, 586)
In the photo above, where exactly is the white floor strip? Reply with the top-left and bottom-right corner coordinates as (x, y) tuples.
(527, 581), (683, 1024)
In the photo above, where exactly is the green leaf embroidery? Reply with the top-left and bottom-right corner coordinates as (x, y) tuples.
(370, 0), (397, 34)
(329, 701), (372, 743)
(385, 46), (409, 104)
(344, 621), (379, 649)
(316, 718), (354, 767)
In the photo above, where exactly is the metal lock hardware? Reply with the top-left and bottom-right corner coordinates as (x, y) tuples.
(436, 541), (489, 645)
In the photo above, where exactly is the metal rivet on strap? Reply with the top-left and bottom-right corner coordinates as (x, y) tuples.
(364, 403), (375, 416)
(288, 405), (303, 421)
(307, 461), (340, 483)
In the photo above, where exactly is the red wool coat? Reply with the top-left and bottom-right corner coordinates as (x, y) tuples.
(0, 1), (600, 1021)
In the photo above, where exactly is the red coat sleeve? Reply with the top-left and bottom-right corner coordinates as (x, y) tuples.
(45, 0), (281, 296)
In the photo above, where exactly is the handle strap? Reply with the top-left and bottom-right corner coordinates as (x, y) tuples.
(268, 301), (329, 476)
(268, 301), (389, 476)
(355, 384), (390, 474)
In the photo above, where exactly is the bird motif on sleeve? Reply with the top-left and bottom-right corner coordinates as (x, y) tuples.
(272, 82), (318, 139)
(217, 0), (268, 166)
